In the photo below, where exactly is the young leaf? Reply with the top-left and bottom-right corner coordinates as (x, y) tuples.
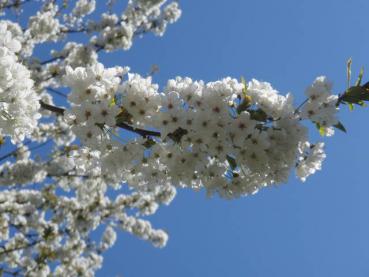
(315, 123), (326, 136)
(358, 100), (367, 107)
(237, 76), (252, 114)
(116, 108), (133, 124)
(333, 121), (347, 133)
(240, 76), (247, 97)
(319, 126), (325, 136)
(236, 96), (252, 114)
(347, 58), (352, 89)
(249, 109), (268, 122)
(355, 67), (364, 86)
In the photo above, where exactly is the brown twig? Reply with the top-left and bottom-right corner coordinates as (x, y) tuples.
(39, 101), (162, 138)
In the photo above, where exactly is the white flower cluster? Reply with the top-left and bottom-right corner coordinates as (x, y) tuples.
(34, 117), (76, 146)
(64, 0), (96, 26)
(301, 76), (339, 136)
(0, 144), (45, 187)
(61, 62), (336, 201)
(112, 74), (310, 198)
(0, 1), (352, 276)
(89, 0), (181, 51)
(63, 63), (127, 148)
(53, 42), (99, 68)
(26, 3), (61, 43)
(296, 142), (326, 181)
(119, 73), (160, 124)
(0, 21), (40, 143)
(0, 160), (47, 186)
(0, 35), (340, 277)
(100, 225), (117, 251)
(0, 173), (169, 276)
(247, 79), (295, 119)
(53, 63), (333, 201)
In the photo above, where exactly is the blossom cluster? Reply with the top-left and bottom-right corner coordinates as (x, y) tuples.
(27, 3), (61, 44)
(0, 0), (350, 276)
(0, 22), (40, 143)
(0, 180), (170, 276)
(89, 0), (181, 51)
(116, 74), (331, 197)
(301, 76), (339, 136)
(61, 61), (335, 199)
(63, 63), (127, 148)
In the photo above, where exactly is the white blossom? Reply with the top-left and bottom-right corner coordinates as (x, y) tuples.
(27, 3), (61, 43)
(0, 22), (40, 143)
(296, 142), (326, 182)
(0, 1), (357, 276)
(301, 76), (339, 135)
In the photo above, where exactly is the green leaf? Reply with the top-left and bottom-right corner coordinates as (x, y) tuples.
(249, 109), (268, 122)
(237, 76), (252, 114)
(347, 58), (352, 89)
(236, 97), (251, 114)
(109, 96), (116, 107)
(358, 100), (367, 107)
(333, 121), (347, 133)
(319, 126), (325, 136)
(240, 76), (247, 97)
(315, 123), (326, 136)
(116, 108), (133, 124)
(348, 102), (354, 111)
(355, 67), (364, 86)
(341, 86), (369, 104)
(226, 155), (237, 170)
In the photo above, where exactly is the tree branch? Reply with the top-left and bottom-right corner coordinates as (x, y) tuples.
(0, 239), (41, 255)
(0, 0), (32, 10)
(115, 122), (161, 137)
(0, 140), (50, 163)
(39, 100), (65, 115)
(38, 101), (162, 137)
(40, 44), (104, 65)
(39, 24), (144, 66)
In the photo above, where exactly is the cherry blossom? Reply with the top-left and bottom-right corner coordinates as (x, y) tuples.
(0, 0), (364, 276)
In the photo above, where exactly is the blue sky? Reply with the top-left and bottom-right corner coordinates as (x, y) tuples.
(98, 1), (369, 276)
(4, 0), (369, 276)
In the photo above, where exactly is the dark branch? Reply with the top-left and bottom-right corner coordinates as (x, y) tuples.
(39, 100), (65, 115)
(38, 101), (162, 137)
(40, 56), (60, 65)
(0, 268), (21, 276)
(0, 140), (50, 163)
(0, 0), (32, 10)
(40, 44), (104, 65)
(116, 122), (161, 137)
(0, 239), (41, 255)
(39, 21), (143, 66)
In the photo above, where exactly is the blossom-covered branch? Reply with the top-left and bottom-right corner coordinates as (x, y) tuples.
(0, 0), (32, 11)
(0, 0), (367, 276)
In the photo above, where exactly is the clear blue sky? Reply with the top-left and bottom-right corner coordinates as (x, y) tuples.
(6, 0), (369, 276)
